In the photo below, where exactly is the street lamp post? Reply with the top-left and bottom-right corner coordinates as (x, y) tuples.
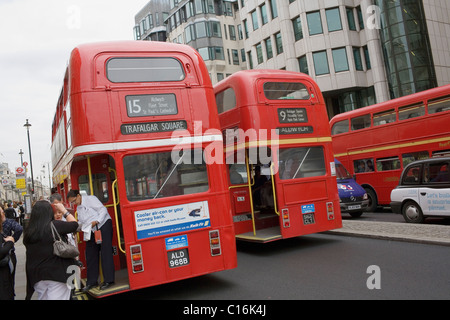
(24, 119), (35, 199)
(19, 149), (24, 167)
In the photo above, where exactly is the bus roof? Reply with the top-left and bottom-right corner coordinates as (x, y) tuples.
(214, 69), (324, 106)
(69, 40), (211, 92)
(330, 84), (450, 124)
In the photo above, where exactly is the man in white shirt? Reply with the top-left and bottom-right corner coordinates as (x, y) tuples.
(67, 189), (115, 291)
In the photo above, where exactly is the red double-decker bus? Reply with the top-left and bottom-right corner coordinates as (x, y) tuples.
(214, 70), (342, 242)
(51, 41), (237, 298)
(330, 85), (450, 211)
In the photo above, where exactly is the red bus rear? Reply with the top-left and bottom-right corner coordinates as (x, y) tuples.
(51, 41), (237, 297)
(214, 70), (342, 242)
(330, 84), (450, 210)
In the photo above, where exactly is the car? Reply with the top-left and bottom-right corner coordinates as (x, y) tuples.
(390, 157), (450, 223)
(335, 159), (369, 217)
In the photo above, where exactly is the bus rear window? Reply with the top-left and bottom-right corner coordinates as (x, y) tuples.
(263, 82), (310, 100)
(106, 57), (185, 83)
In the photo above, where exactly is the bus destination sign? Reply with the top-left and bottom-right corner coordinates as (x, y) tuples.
(126, 94), (178, 117)
(278, 108), (308, 123)
(277, 126), (314, 135)
(121, 120), (187, 135)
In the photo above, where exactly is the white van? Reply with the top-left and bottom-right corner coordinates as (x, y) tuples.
(390, 157), (450, 223)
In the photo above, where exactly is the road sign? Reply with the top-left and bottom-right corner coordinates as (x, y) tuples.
(16, 167), (25, 174)
(16, 178), (26, 189)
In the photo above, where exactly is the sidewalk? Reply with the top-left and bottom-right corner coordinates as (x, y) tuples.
(326, 220), (450, 246)
(13, 238), (30, 300)
(12, 220), (450, 300)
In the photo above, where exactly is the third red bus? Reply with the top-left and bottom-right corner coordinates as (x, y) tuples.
(330, 84), (450, 211)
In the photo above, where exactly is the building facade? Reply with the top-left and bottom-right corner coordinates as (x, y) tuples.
(134, 0), (450, 118)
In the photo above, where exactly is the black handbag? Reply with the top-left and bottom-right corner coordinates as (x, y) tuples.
(51, 222), (79, 259)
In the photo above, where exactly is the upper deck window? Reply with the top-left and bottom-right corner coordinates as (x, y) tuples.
(106, 57), (185, 83)
(263, 82), (310, 100)
(215, 88), (236, 114)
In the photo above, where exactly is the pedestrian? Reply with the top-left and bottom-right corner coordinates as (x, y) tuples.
(23, 200), (78, 300)
(18, 202), (25, 225)
(1, 205), (23, 296)
(0, 205), (15, 300)
(4, 203), (16, 220)
(67, 189), (115, 291)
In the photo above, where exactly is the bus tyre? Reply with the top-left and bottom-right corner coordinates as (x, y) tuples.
(364, 188), (377, 212)
(402, 201), (424, 223)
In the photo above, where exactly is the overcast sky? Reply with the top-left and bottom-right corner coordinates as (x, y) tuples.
(0, 0), (149, 185)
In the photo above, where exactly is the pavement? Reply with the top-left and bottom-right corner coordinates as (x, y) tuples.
(11, 220), (450, 300)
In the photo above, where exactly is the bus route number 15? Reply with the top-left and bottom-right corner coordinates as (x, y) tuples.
(128, 99), (142, 115)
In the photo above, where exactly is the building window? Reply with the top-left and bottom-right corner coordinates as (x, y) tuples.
(251, 10), (259, 31)
(326, 8), (342, 32)
(298, 55), (309, 75)
(265, 37), (273, 60)
(229, 25), (236, 40)
(198, 47), (225, 61)
(275, 32), (283, 55)
(247, 51), (254, 69)
(332, 47), (349, 72)
(269, 0), (278, 19)
(307, 11), (323, 36)
(313, 51), (329, 75)
(195, 22), (207, 38)
(292, 16), (303, 41)
(243, 19), (249, 39)
(356, 6), (364, 30)
(363, 45), (371, 70)
(232, 49), (240, 65)
(353, 47), (363, 71)
(256, 43), (264, 64)
(260, 4), (268, 25)
(346, 7), (357, 31)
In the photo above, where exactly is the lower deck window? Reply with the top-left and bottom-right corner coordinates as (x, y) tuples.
(278, 146), (326, 180)
(123, 150), (209, 201)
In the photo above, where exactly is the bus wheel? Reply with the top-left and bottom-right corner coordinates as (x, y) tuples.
(402, 201), (424, 223)
(364, 188), (377, 212)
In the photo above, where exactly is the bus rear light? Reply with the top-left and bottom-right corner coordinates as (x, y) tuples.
(326, 202), (335, 220)
(132, 254), (142, 262)
(130, 244), (144, 273)
(282, 209), (290, 228)
(209, 230), (221, 256)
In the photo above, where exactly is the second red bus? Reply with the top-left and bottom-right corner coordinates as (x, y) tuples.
(214, 70), (342, 243)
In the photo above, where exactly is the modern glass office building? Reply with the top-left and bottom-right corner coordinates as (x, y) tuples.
(134, 0), (449, 118)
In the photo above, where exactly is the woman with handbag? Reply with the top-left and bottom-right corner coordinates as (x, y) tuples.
(23, 200), (79, 300)
(0, 217), (15, 300)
